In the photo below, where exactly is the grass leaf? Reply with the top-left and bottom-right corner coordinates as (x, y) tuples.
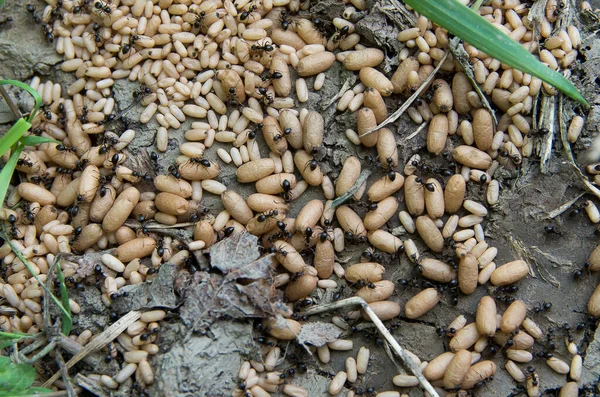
(0, 144), (24, 207)
(403, 0), (589, 107)
(0, 331), (36, 349)
(0, 118), (29, 157)
(0, 80), (43, 122)
(55, 264), (72, 335)
(0, 357), (52, 395)
(4, 239), (72, 334)
(19, 135), (60, 146)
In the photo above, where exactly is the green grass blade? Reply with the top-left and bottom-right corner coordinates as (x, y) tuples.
(5, 239), (72, 334)
(0, 144), (23, 207)
(0, 331), (36, 349)
(403, 0), (589, 107)
(55, 265), (72, 335)
(0, 118), (29, 157)
(19, 135), (59, 146)
(0, 80), (43, 122)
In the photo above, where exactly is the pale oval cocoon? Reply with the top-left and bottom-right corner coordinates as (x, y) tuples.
(490, 260), (529, 286)
(404, 288), (440, 319)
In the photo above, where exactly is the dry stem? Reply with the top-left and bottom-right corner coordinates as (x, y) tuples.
(301, 297), (439, 397)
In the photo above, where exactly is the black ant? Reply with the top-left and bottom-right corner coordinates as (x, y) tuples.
(42, 23), (54, 42)
(50, 0), (64, 22)
(168, 165), (181, 179)
(57, 144), (77, 153)
(533, 301), (552, 313)
(260, 71), (283, 82)
(150, 151), (160, 170)
(331, 25), (350, 43)
(256, 87), (274, 106)
(248, 122), (263, 139)
(120, 35), (139, 56)
(543, 225), (563, 236)
(280, 10), (291, 30)
(303, 148), (319, 173)
(17, 158), (34, 168)
(73, 0), (91, 14)
(7, 214), (20, 238)
(94, 1), (112, 15)
(239, 4), (257, 21)
(312, 17), (328, 36)
(193, 11), (206, 29)
(92, 23), (103, 43)
(251, 40), (275, 53)
(0, 16), (12, 27)
(133, 84), (152, 100)
(257, 209), (279, 223)
(573, 262), (591, 280)
(281, 179), (292, 202)
(189, 156), (213, 168)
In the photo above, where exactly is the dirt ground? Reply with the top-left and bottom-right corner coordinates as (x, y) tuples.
(2, 0), (600, 396)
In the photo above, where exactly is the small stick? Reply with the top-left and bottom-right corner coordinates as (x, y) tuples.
(301, 297), (439, 397)
(330, 169), (371, 209)
(546, 193), (584, 219)
(43, 310), (141, 387)
(55, 349), (78, 397)
(361, 52), (449, 137)
(0, 78), (23, 120)
(558, 95), (600, 201)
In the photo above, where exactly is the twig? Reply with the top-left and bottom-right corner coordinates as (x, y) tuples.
(20, 390), (81, 397)
(75, 374), (111, 397)
(558, 95), (600, 200)
(546, 193), (585, 219)
(0, 78), (23, 120)
(400, 122), (427, 143)
(43, 310), (141, 387)
(321, 77), (354, 111)
(537, 94), (557, 174)
(301, 297), (439, 397)
(124, 220), (196, 230)
(362, 52), (449, 137)
(448, 38), (497, 124)
(330, 169), (371, 209)
(55, 349), (77, 397)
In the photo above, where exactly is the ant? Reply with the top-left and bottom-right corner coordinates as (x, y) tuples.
(168, 165), (181, 179)
(312, 17), (328, 36)
(248, 122), (263, 139)
(257, 210), (279, 223)
(543, 225), (563, 236)
(414, 176), (436, 192)
(260, 71), (283, 82)
(251, 40), (275, 53)
(7, 214), (21, 238)
(57, 144), (77, 153)
(150, 151), (160, 170)
(79, 105), (89, 123)
(331, 25), (350, 43)
(189, 156), (213, 168)
(120, 35), (139, 57)
(280, 11), (291, 31)
(0, 16), (12, 28)
(133, 84), (152, 100)
(533, 301), (552, 313)
(573, 262), (591, 280)
(17, 158), (34, 168)
(92, 23), (103, 43)
(281, 179), (292, 202)
(239, 4), (257, 21)
(303, 148), (319, 173)
(193, 11), (206, 29)
(94, 1), (112, 15)
(256, 87), (274, 106)
(73, 0), (91, 14)
(50, 0), (64, 22)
